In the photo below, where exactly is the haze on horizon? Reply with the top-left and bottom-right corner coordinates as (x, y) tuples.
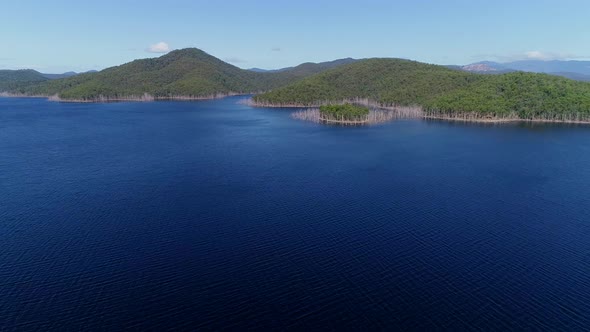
(3, 0), (590, 73)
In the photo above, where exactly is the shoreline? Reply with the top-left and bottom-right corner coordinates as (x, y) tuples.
(422, 115), (590, 125)
(0, 92), (50, 99)
(422, 115), (514, 124)
(247, 98), (401, 109)
(319, 116), (369, 125)
(252, 99), (590, 125)
(2, 92), (589, 125)
(0, 92), (250, 103)
(292, 108), (412, 125)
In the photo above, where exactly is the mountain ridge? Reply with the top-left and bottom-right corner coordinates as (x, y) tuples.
(461, 59), (590, 81)
(248, 58), (357, 73)
(0, 69), (49, 91)
(3, 48), (590, 123)
(4, 49), (356, 100)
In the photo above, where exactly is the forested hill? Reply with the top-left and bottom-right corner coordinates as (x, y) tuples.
(5, 50), (590, 121)
(425, 72), (590, 119)
(0, 69), (49, 92)
(6, 49), (355, 101)
(253, 58), (590, 121)
(254, 58), (482, 106)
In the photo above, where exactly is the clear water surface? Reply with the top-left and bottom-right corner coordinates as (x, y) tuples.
(1, 96), (590, 330)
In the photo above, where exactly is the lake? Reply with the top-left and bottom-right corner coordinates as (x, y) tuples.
(1, 96), (590, 330)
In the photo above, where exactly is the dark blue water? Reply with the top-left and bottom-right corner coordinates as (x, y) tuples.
(1, 96), (590, 330)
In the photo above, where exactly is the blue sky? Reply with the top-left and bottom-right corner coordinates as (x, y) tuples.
(2, 0), (589, 73)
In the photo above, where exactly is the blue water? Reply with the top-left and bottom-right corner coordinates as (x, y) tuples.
(1, 96), (590, 330)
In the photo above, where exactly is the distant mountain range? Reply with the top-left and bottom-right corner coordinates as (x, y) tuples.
(248, 58), (357, 74)
(41, 70), (97, 79)
(458, 60), (590, 81)
(2, 49), (358, 100)
(2, 48), (590, 122)
(0, 69), (98, 91)
(255, 58), (590, 82)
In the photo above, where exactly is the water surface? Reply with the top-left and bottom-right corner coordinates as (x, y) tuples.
(1, 96), (590, 330)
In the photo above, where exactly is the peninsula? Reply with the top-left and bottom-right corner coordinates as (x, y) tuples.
(253, 58), (590, 124)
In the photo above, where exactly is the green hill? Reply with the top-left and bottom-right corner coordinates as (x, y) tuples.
(9, 49), (353, 101)
(253, 58), (482, 106)
(0, 69), (49, 92)
(254, 58), (590, 121)
(425, 72), (590, 120)
(6, 51), (590, 121)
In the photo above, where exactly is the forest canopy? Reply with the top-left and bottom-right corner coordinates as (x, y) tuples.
(254, 59), (590, 121)
(319, 104), (369, 121)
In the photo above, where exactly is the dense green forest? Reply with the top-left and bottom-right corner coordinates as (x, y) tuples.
(319, 104), (369, 121)
(424, 72), (590, 120)
(4, 49), (355, 100)
(0, 69), (48, 92)
(253, 59), (482, 106)
(254, 58), (590, 120)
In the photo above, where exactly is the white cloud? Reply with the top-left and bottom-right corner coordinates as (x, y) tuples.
(147, 42), (170, 53)
(522, 50), (589, 61)
(523, 51), (578, 61)
(524, 51), (549, 60)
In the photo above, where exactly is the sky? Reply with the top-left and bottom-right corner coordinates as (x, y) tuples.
(2, 0), (590, 73)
